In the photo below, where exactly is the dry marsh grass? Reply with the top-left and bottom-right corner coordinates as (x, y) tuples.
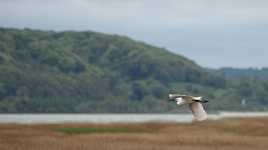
(0, 118), (268, 150)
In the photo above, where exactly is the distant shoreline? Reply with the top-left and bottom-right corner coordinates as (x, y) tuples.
(1, 112), (268, 124)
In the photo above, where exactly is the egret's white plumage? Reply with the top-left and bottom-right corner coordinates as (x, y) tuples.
(169, 94), (208, 121)
(189, 102), (207, 121)
(175, 97), (186, 105)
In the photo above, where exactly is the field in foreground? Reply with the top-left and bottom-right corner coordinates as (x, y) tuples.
(0, 118), (268, 150)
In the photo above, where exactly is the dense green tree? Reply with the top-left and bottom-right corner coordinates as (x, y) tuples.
(0, 27), (267, 112)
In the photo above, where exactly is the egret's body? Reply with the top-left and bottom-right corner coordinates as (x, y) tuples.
(168, 94), (208, 121)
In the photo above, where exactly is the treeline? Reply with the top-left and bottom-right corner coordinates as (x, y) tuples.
(218, 67), (268, 80)
(0, 28), (267, 113)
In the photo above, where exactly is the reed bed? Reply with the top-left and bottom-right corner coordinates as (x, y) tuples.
(0, 118), (268, 150)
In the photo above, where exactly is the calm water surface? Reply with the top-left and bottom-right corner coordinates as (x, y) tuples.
(0, 112), (267, 124)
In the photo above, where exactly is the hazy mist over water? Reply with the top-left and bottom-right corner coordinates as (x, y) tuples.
(0, 0), (267, 68)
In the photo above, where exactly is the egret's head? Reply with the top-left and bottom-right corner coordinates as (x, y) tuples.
(168, 94), (176, 101)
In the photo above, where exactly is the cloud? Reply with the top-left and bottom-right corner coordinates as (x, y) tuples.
(1, 0), (268, 30)
(0, 0), (267, 68)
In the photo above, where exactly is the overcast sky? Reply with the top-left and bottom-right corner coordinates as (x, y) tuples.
(0, 0), (267, 68)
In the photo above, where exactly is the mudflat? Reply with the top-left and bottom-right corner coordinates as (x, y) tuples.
(0, 118), (268, 150)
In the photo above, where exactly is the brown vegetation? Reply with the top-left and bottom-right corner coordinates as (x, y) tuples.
(0, 118), (268, 150)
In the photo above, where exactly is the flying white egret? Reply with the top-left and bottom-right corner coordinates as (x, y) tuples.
(168, 94), (208, 121)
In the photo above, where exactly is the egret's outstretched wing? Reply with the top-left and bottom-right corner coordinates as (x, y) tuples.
(189, 102), (207, 121)
(169, 94), (186, 99)
(175, 97), (186, 106)
(169, 94), (193, 101)
(181, 95), (195, 101)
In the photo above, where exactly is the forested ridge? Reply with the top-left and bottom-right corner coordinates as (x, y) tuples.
(0, 28), (267, 113)
(218, 67), (268, 80)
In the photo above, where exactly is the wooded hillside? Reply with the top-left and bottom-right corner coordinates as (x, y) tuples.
(0, 28), (267, 112)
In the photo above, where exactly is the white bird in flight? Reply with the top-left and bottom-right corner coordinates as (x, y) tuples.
(168, 94), (208, 121)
